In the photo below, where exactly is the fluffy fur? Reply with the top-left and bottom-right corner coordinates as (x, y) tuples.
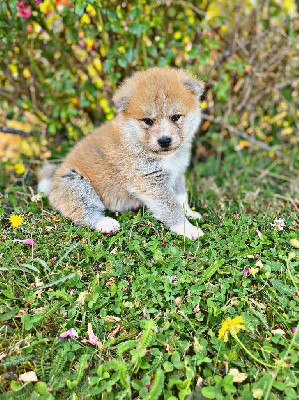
(38, 68), (205, 239)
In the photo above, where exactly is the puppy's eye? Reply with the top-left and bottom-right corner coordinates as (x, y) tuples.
(171, 114), (182, 122)
(141, 118), (154, 126)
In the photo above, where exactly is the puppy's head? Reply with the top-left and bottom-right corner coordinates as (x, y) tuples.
(113, 68), (204, 154)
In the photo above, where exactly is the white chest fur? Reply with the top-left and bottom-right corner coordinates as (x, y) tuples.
(159, 144), (191, 184)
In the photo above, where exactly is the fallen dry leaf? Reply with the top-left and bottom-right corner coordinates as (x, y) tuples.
(271, 328), (285, 335)
(19, 371), (38, 382)
(108, 324), (121, 339)
(102, 316), (121, 323)
(196, 375), (203, 387)
(228, 368), (248, 383)
(105, 277), (116, 287)
(165, 343), (173, 355)
(76, 291), (89, 305)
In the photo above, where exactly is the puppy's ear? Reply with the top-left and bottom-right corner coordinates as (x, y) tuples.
(180, 71), (205, 99)
(113, 81), (134, 112)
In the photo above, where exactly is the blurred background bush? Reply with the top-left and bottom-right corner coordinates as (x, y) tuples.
(0, 0), (298, 169)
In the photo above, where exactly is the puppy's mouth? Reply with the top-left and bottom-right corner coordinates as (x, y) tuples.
(155, 146), (177, 155)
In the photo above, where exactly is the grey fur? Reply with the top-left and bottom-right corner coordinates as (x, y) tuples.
(50, 168), (106, 228)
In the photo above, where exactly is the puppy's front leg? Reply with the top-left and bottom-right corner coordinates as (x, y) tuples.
(133, 183), (203, 240)
(175, 175), (202, 220)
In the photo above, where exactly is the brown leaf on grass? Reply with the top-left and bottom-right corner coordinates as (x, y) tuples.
(19, 371), (38, 382)
(108, 324), (121, 339)
(105, 277), (116, 287)
(102, 316), (121, 323)
(14, 310), (27, 318)
(76, 291), (89, 305)
(271, 328), (285, 335)
(165, 344), (173, 355)
(196, 375), (203, 387)
(228, 368), (248, 383)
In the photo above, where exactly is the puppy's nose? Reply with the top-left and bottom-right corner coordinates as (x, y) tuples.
(158, 136), (172, 148)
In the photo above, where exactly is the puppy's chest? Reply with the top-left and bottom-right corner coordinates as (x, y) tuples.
(134, 152), (187, 186)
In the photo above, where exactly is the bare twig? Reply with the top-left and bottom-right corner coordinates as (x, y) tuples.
(201, 113), (282, 156)
(0, 126), (33, 136)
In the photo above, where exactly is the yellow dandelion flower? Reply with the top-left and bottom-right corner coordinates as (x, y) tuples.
(14, 162), (26, 175)
(218, 316), (246, 342)
(201, 100), (207, 109)
(9, 214), (23, 228)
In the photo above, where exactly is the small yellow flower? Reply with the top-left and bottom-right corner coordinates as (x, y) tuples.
(14, 162), (26, 175)
(218, 316), (246, 342)
(201, 100), (207, 110)
(9, 214), (23, 228)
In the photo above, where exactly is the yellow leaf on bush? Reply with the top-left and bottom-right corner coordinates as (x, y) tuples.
(206, 2), (221, 20)
(93, 58), (102, 72)
(85, 37), (94, 51)
(81, 13), (91, 25)
(86, 4), (96, 17)
(100, 98), (109, 110)
(220, 25), (228, 34)
(94, 78), (103, 89)
(70, 97), (78, 105)
(235, 140), (250, 151)
(282, 0), (296, 15)
(23, 68), (31, 79)
(39, 0), (54, 14)
(87, 64), (97, 78)
(281, 127), (293, 136)
(118, 46), (126, 54)
(106, 112), (114, 120)
(100, 47), (106, 57)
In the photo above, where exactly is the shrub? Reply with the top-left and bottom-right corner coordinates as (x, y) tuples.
(0, 0), (297, 151)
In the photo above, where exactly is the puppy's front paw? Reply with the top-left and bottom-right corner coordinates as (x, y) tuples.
(95, 217), (120, 234)
(170, 221), (204, 240)
(186, 209), (202, 220)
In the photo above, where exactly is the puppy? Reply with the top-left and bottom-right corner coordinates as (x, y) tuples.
(38, 68), (205, 240)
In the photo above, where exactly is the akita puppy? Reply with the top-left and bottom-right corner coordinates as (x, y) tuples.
(38, 68), (205, 239)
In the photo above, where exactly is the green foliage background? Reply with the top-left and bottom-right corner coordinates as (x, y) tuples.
(0, 1), (299, 399)
(0, 0), (298, 151)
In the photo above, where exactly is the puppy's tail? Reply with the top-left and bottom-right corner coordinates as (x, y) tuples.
(37, 163), (57, 196)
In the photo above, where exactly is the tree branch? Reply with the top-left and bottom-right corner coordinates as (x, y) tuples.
(0, 126), (33, 136)
(201, 113), (282, 156)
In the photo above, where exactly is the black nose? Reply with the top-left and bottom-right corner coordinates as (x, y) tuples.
(158, 136), (172, 148)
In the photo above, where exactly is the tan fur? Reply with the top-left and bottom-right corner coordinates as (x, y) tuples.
(39, 68), (205, 239)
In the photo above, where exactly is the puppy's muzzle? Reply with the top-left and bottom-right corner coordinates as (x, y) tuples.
(158, 136), (172, 149)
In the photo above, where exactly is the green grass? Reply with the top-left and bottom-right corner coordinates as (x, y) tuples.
(0, 148), (298, 400)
